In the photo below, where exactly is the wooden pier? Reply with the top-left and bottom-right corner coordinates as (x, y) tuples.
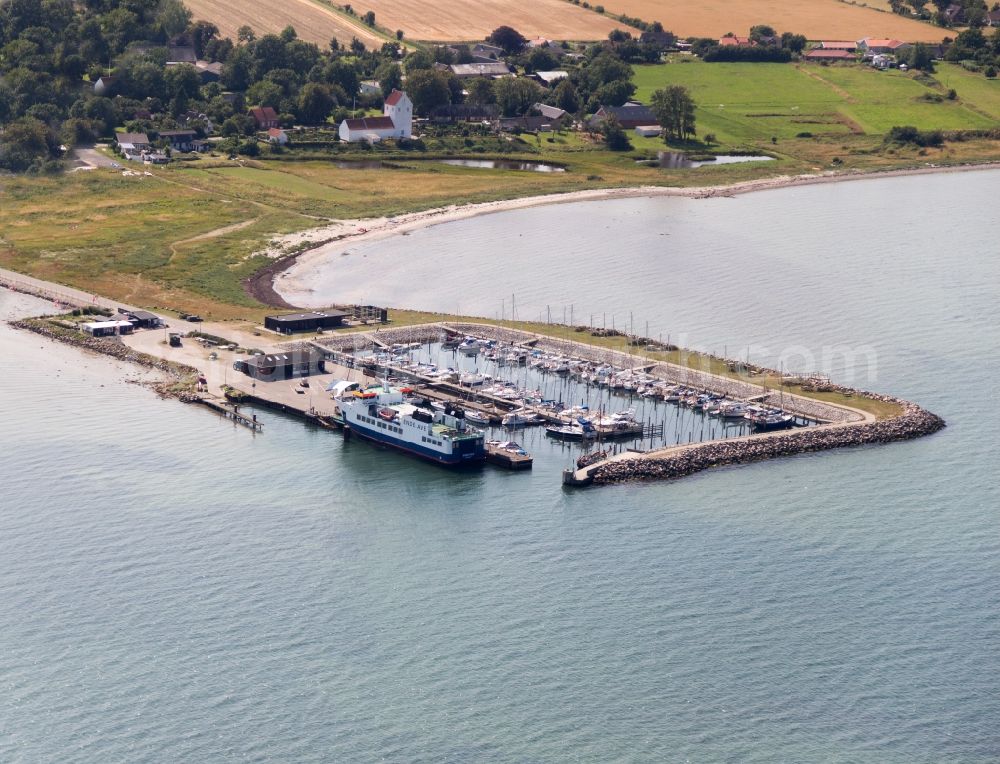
(203, 399), (264, 431)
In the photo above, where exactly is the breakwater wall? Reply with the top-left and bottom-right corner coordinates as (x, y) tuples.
(589, 401), (945, 486)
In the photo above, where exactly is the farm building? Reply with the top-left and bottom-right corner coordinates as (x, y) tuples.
(857, 38), (911, 55)
(265, 311), (350, 334)
(116, 132), (150, 159)
(589, 103), (657, 130)
(233, 349), (326, 382)
(820, 41), (857, 50)
(804, 49), (856, 61)
(339, 90), (412, 143)
(531, 71), (568, 87)
(450, 62), (511, 79)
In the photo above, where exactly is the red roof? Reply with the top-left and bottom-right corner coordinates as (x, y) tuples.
(384, 90), (405, 106)
(267, 127), (285, 137)
(343, 116), (396, 131)
(864, 38), (906, 48)
(250, 106), (278, 121)
(718, 36), (752, 47)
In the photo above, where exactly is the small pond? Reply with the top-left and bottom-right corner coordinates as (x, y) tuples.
(438, 159), (566, 172)
(640, 152), (776, 169)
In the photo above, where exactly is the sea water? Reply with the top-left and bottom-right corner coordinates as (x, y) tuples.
(2, 170), (998, 762)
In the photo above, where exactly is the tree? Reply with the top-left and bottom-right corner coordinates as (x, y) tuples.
(550, 79), (579, 113)
(297, 82), (334, 123)
(493, 77), (543, 116)
(466, 77), (496, 105)
(375, 62), (403, 98)
(908, 42), (936, 71)
(651, 85), (697, 141)
(0, 117), (57, 172)
(749, 24), (777, 43)
(405, 69), (451, 116)
(237, 25), (256, 44)
(600, 115), (631, 150)
(488, 26), (527, 54)
(593, 79), (636, 107)
(362, 11), (376, 26)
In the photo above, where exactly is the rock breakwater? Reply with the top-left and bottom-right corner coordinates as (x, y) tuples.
(590, 401), (945, 485)
(10, 319), (202, 401)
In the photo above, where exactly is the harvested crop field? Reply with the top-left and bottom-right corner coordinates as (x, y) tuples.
(183, 0), (384, 48)
(353, 0), (627, 41)
(600, 0), (949, 42)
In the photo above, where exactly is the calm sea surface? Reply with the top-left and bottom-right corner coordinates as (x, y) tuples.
(3, 170), (999, 762)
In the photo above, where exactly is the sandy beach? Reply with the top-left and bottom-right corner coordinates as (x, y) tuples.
(269, 160), (1000, 306)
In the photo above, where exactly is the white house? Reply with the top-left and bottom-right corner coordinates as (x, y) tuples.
(267, 127), (289, 145)
(339, 89), (413, 143)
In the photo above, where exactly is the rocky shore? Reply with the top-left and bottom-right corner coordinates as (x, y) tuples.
(10, 318), (202, 402)
(589, 401), (945, 485)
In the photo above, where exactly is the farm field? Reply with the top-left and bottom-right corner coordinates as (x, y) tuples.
(633, 61), (1000, 145)
(182, 0), (384, 48)
(346, 0), (626, 41)
(599, 0), (948, 42)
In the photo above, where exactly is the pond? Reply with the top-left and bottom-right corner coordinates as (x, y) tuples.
(640, 152), (776, 169)
(437, 158), (567, 172)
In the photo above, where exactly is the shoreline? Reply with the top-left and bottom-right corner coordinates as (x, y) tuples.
(268, 160), (1000, 309)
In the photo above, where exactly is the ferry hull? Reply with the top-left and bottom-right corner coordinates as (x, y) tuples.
(346, 423), (485, 467)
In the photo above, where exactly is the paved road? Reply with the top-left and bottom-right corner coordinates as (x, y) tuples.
(71, 145), (120, 170)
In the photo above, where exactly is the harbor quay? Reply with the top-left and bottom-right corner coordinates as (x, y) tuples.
(4, 275), (944, 486)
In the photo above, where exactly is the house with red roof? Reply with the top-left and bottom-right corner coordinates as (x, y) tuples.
(857, 38), (912, 55)
(248, 106), (279, 130)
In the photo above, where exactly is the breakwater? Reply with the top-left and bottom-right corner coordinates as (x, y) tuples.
(9, 318), (202, 402)
(588, 400), (945, 486)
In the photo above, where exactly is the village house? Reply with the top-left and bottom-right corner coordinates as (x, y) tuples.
(339, 89), (412, 142)
(450, 62), (511, 79)
(115, 131), (150, 160)
(159, 129), (198, 152)
(359, 80), (382, 96)
(589, 103), (657, 130)
(532, 103), (569, 126)
(943, 3), (966, 25)
(471, 43), (505, 60)
(267, 127), (289, 145)
(195, 61), (223, 83)
(248, 106), (279, 130)
(718, 36), (754, 48)
(167, 44), (197, 64)
(857, 38), (911, 55)
(987, 9), (1000, 26)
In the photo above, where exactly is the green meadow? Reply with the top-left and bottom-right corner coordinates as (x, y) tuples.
(633, 60), (1000, 145)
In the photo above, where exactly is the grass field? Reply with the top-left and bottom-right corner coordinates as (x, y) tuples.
(634, 60), (1000, 145)
(182, 0), (384, 47)
(351, 0), (626, 41)
(597, 0), (948, 41)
